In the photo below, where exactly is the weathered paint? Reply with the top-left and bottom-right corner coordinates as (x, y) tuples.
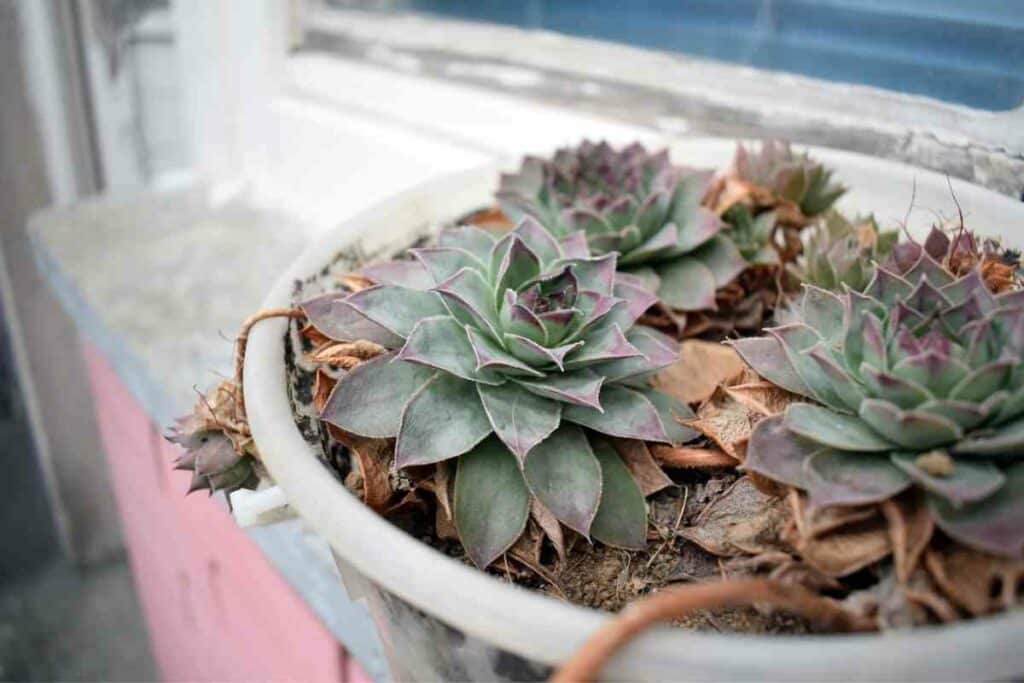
(82, 342), (368, 682)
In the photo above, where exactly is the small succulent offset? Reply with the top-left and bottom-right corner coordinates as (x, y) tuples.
(787, 212), (898, 293)
(166, 382), (259, 495)
(734, 235), (1024, 558)
(497, 140), (747, 313)
(730, 140), (847, 222)
(307, 218), (696, 567)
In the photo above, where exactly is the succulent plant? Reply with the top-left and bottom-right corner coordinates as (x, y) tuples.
(731, 140), (847, 221)
(734, 242), (1024, 559)
(889, 224), (1020, 293)
(787, 211), (898, 293)
(307, 218), (696, 567)
(166, 382), (260, 495)
(497, 140), (747, 313)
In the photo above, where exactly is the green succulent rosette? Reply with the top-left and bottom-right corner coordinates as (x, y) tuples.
(497, 140), (747, 313)
(303, 218), (696, 567)
(786, 211), (897, 293)
(735, 245), (1024, 559)
(732, 139), (847, 220)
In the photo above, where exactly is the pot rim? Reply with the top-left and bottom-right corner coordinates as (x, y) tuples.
(245, 138), (1024, 681)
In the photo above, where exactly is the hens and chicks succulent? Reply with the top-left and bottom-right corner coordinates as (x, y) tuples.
(173, 138), (1023, 573)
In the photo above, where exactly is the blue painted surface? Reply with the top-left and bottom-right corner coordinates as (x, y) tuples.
(380, 0), (1024, 111)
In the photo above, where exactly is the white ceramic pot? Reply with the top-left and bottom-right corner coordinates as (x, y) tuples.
(245, 138), (1024, 681)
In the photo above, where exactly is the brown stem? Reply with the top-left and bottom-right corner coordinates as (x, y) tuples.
(233, 308), (304, 412)
(551, 578), (875, 683)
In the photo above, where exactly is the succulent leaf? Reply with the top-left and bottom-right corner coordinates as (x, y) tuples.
(454, 437), (531, 568)
(397, 316), (502, 384)
(321, 354), (436, 438)
(891, 452), (1005, 507)
(732, 140), (847, 219)
(789, 212), (896, 292)
(563, 386), (671, 443)
(930, 462), (1024, 559)
(804, 449), (912, 508)
(635, 387), (699, 445)
(360, 259), (434, 290)
(343, 285), (448, 339)
(394, 373), (492, 467)
(746, 414), (814, 488)
(589, 439), (648, 550)
(523, 425), (602, 535)
(477, 382), (561, 464)
(784, 403), (892, 452)
(301, 293), (403, 348)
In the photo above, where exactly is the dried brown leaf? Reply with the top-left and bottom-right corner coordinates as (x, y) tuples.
(904, 586), (958, 623)
(308, 340), (386, 367)
(386, 490), (429, 517)
(327, 425), (394, 512)
(312, 368), (337, 414)
(463, 205), (514, 232)
(301, 321), (333, 349)
(683, 389), (756, 461)
(792, 516), (892, 578)
(339, 274), (374, 292)
(924, 546), (1024, 616)
(530, 499), (566, 565)
(613, 439), (673, 496)
(679, 477), (789, 557)
(789, 492), (879, 540)
(769, 560), (844, 592)
(651, 341), (746, 405)
(880, 495), (934, 584)
(650, 445), (738, 469)
(724, 381), (800, 417)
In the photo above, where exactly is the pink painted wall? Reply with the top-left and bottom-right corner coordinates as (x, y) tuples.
(82, 343), (370, 682)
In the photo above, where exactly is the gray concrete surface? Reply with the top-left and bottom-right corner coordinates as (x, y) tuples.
(305, 8), (1024, 200)
(0, 558), (156, 682)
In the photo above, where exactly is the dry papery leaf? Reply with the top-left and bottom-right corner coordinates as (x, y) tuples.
(843, 568), (956, 629)
(879, 495), (934, 584)
(679, 477), (790, 558)
(338, 274), (374, 292)
(307, 340), (386, 368)
(461, 205), (514, 233)
(312, 368), (338, 414)
(531, 499), (567, 565)
(650, 445), (738, 469)
(722, 552), (842, 593)
(683, 387), (756, 461)
(301, 321), (333, 349)
(673, 362), (801, 464)
(637, 301), (687, 339)
(182, 379), (254, 457)
(651, 340), (746, 405)
(613, 439), (674, 496)
(725, 380), (800, 418)
(925, 546), (1024, 617)
(787, 491), (892, 578)
(707, 176), (809, 229)
(328, 425), (394, 512)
